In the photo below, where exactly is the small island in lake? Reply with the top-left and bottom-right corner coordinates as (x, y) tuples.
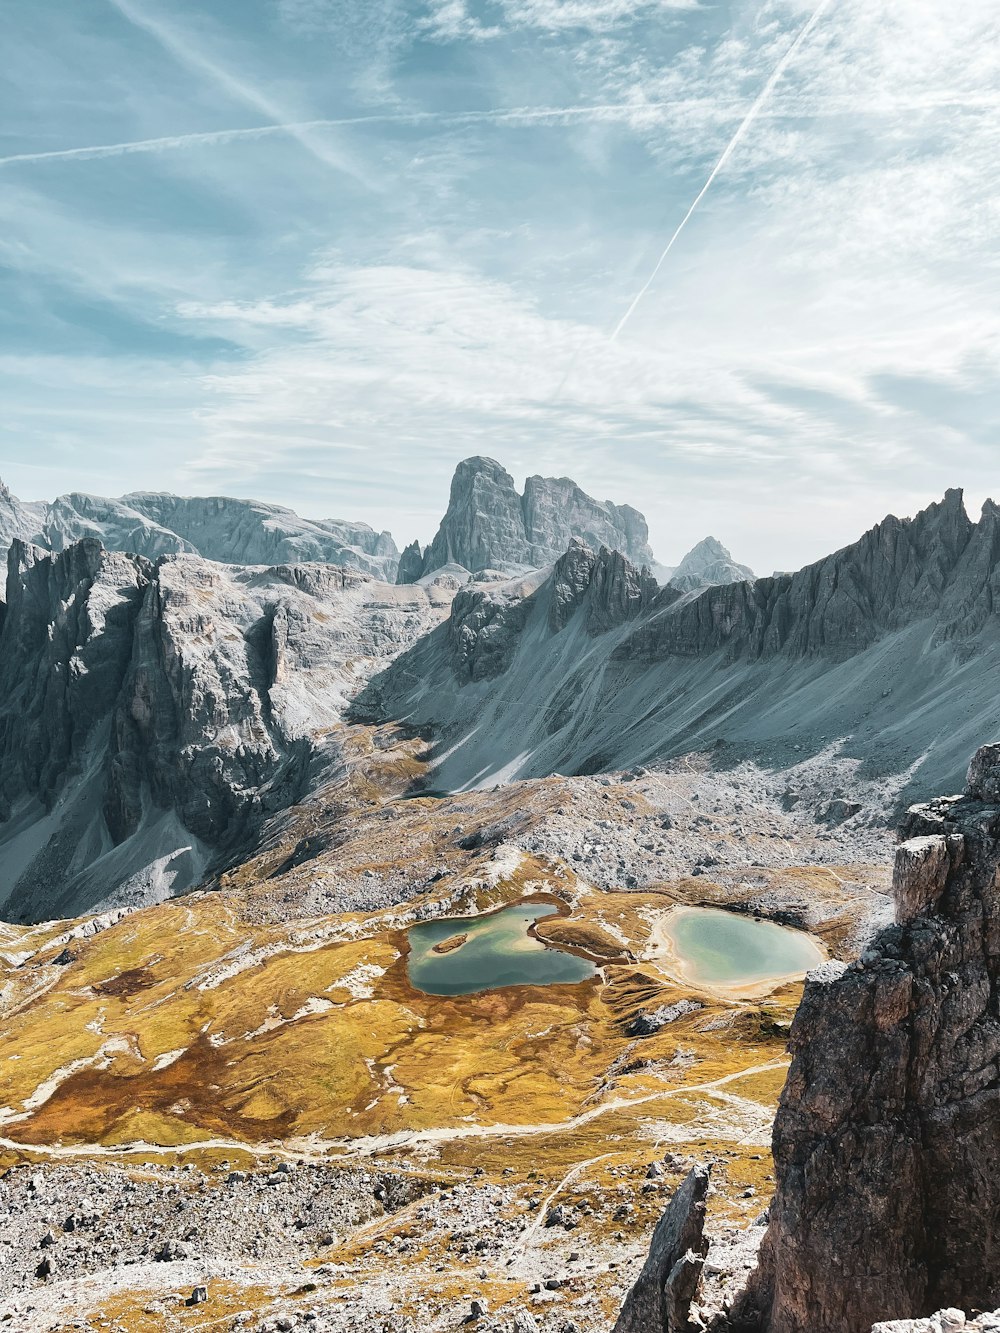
(431, 932), (468, 955)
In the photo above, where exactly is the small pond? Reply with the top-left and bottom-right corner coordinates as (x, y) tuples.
(407, 902), (597, 997)
(656, 906), (826, 991)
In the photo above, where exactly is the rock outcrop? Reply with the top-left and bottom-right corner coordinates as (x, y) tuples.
(0, 479), (399, 580)
(613, 1165), (710, 1333)
(754, 744), (1000, 1332)
(626, 488), (976, 663)
(0, 541), (453, 921)
(403, 457), (655, 580)
(0, 479), (45, 552)
(395, 539), (425, 585)
(520, 472), (654, 571)
(669, 537), (754, 594)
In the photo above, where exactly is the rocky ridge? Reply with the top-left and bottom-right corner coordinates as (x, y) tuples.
(360, 490), (1000, 800)
(0, 480), (399, 581)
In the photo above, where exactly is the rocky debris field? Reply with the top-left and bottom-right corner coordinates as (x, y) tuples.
(232, 726), (894, 942)
(0, 1143), (772, 1333)
(518, 749), (894, 889)
(0, 1159), (426, 1300)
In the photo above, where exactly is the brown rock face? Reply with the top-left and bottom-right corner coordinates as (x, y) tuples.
(758, 745), (1000, 1333)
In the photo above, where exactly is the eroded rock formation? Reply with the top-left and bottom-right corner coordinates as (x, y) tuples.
(405, 456), (655, 580)
(0, 540), (453, 921)
(613, 1166), (710, 1333)
(0, 478), (399, 580)
(756, 744), (1000, 1332)
(360, 491), (1000, 796)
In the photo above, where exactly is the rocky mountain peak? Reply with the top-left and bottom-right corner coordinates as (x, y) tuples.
(403, 457), (656, 581)
(752, 742), (1000, 1331)
(395, 539), (425, 585)
(670, 535), (755, 593)
(0, 481), (400, 581)
(550, 540), (658, 633)
(0, 537), (454, 921)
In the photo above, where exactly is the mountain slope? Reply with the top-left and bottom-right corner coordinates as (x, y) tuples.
(0, 541), (454, 921)
(358, 491), (1000, 801)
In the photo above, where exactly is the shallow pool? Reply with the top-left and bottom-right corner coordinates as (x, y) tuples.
(656, 906), (825, 990)
(407, 902), (596, 997)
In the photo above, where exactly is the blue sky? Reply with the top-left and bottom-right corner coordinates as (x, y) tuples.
(1, 0), (998, 572)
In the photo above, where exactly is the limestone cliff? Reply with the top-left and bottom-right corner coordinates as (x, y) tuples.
(756, 743), (1000, 1331)
(0, 479), (399, 581)
(359, 491), (1000, 797)
(0, 541), (453, 921)
(406, 457), (655, 580)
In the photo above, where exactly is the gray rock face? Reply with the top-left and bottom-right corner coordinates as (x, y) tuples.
(0, 540), (151, 822)
(626, 488), (976, 663)
(756, 744), (1000, 1332)
(669, 536), (754, 594)
(395, 540), (424, 585)
(434, 542), (658, 686)
(123, 492), (398, 578)
(0, 541), (453, 921)
(0, 480), (45, 552)
(407, 457), (655, 580)
(0, 479), (399, 580)
(360, 490), (1000, 798)
(419, 457), (532, 577)
(549, 540), (659, 635)
(613, 1165), (710, 1333)
(521, 472), (654, 570)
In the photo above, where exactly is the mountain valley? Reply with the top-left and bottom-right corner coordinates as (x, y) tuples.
(0, 461), (997, 1332)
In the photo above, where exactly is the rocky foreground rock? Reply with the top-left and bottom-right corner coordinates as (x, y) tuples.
(754, 743), (1000, 1331)
(617, 744), (1000, 1333)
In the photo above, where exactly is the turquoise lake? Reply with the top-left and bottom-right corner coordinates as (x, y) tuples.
(659, 906), (826, 989)
(407, 903), (597, 997)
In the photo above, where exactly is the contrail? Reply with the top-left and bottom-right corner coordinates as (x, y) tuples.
(4, 84), (993, 172)
(609, 0), (835, 341)
(106, 0), (373, 188)
(0, 103), (709, 169)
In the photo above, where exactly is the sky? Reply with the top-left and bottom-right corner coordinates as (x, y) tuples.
(1, 0), (998, 574)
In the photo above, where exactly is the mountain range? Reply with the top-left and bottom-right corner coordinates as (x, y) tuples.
(358, 487), (1000, 799)
(3, 462), (996, 930)
(2, 457), (1000, 1330)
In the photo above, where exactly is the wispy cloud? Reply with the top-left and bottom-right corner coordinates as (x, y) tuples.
(423, 0), (700, 40)
(4, 0), (1000, 572)
(106, 0), (376, 188)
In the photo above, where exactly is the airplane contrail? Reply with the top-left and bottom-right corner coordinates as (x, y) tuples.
(106, 0), (374, 188)
(0, 103), (710, 169)
(609, 0), (835, 342)
(3, 84), (992, 172)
